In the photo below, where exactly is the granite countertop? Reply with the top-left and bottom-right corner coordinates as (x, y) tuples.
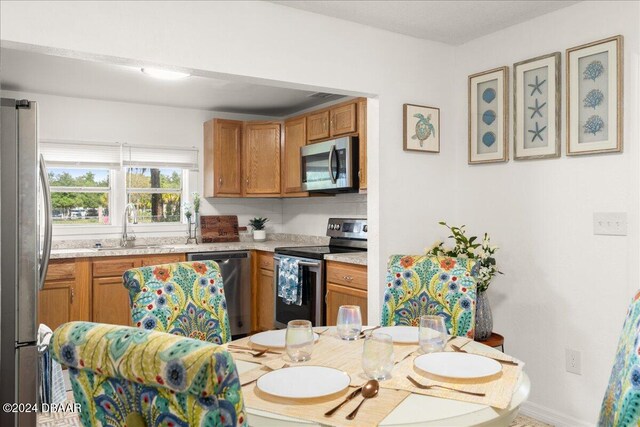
(50, 233), (367, 266)
(324, 252), (368, 266)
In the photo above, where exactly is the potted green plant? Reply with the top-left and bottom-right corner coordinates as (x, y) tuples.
(249, 217), (269, 242)
(426, 222), (502, 341)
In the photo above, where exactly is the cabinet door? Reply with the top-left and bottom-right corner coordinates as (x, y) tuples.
(214, 119), (243, 196)
(357, 98), (367, 191)
(244, 122), (281, 196)
(283, 117), (308, 195)
(330, 103), (357, 137)
(38, 281), (73, 332)
(307, 111), (330, 142)
(93, 277), (132, 326)
(326, 283), (368, 326)
(257, 268), (275, 331)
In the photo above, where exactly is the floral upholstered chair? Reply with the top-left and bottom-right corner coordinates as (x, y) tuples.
(599, 290), (640, 426)
(50, 321), (246, 427)
(381, 255), (478, 338)
(123, 261), (231, 344)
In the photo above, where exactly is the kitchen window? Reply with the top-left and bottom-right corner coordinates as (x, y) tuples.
(49, 167), (112, 225)
(126, 167), (184, 223)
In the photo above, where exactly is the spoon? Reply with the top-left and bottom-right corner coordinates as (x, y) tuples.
(345, 379), (379, 420)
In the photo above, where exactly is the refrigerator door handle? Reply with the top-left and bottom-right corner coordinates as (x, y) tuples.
(38, 154), (52, 290)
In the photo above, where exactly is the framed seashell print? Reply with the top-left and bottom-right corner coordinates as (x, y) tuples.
(403, 104), (440, 153)
(566, 35), (623, 155)
(513, 52), (561, 160)
(468, 67), (509, 164)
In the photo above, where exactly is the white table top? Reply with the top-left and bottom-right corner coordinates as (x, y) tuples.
(234, 337), (530, 427)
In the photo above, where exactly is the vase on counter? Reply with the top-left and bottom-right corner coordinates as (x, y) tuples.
(474, 290), (493, 341)
(253, 229), (266, 242)
(186, 213), (199, 244)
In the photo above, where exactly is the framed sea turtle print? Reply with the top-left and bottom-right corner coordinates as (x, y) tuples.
(468, 66), (509, 164)
(403, 104), (440, 153)
(567, 35), (623, 155)
(513, 52), (561, 160)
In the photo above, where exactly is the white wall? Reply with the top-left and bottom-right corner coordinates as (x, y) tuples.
(282, 193), (367, 236)
(452, 2), (639, 424)
(0, 0), (457, 327)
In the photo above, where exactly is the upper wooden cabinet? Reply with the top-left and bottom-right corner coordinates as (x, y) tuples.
(282, 116), (308, 195)
(357, 99), (367, 191)
(307, 111), (330, 142)
(244, 122), (281, 196)
(331, 102), (357, 137)
(203, 119), (243, 197)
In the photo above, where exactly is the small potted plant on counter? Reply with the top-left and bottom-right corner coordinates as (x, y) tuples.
(249, 217), (269, 242)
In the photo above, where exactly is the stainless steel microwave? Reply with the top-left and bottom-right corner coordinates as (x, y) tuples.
(301, 136), (359, 192)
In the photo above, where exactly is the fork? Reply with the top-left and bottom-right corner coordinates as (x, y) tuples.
(227, 344), (281, 355)
(229, 348), (270, 358)
(406, 375), (485, 397)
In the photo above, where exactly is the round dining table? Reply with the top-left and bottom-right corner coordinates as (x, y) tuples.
(232, 332), (530, 426)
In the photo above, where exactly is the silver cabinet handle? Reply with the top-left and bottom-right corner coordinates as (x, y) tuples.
(343, 275), (353, 282)
(219, 177), (223, 186)
(70, 287), (75, 303)
(38, 155), (52, 291)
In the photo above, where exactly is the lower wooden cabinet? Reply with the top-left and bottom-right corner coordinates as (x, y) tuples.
(39, 253), (186, 330)
(38, 258), (90, 332)
(253, 251), (275, 332)
(325, 261), (368, 326)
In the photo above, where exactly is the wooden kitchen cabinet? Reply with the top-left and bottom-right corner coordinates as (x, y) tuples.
(243, 122), (282, 196)
(282, 116), (308, 196)
(325, 261), (368, 326)
(307, 111), (330, 142)
(203, 119), (243, 197)
(38, 258), (91, 332)
(357, 98), (367, 191)
(252, 251), (275, 332)
(330, 102), (357, 137)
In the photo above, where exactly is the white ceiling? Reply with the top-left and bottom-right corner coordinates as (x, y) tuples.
(0, 48), (343, 116)
(271, 1), (579, 45)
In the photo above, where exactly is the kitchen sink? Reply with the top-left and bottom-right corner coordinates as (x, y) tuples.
(96, 244), (168, 251)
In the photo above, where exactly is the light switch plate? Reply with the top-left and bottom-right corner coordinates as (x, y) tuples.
(594, 212), (627, 236)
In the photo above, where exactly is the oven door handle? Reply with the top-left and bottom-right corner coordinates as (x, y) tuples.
(274, 256), (321, 268)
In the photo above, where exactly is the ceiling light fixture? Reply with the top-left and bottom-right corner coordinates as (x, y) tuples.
(141, 67), (190, 80)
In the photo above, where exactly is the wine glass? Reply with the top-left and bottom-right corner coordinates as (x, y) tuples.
(362, 332), (394, 380)
(336, 305), (362, 340)
(419, 315), (447, 353)
(286, 319), (314, 362)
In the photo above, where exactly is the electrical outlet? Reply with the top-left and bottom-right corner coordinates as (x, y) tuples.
(566, 349), (581, 375)
(594, 212), (627, 236)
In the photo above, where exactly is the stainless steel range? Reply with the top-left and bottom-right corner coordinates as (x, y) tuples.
(273, 218), (367, 329)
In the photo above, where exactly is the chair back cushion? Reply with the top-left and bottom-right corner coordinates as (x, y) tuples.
(50, 321), (246, 427)
(123, 261), (231, 344)
(600, 290), (640, 426)
(381, 255), (477, 338)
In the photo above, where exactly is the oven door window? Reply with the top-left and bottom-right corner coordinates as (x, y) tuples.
(275, 266), (321, 327)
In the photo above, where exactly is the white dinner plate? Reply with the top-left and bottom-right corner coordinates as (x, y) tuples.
(376, 326), (419, 344)
(414, 352), (502, 379)
(249, 329), (319, 348)
(257, 366), (350, 399)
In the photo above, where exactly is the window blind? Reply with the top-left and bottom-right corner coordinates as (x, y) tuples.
(123, 144), (199, 171)
(40, 140), (122, 168)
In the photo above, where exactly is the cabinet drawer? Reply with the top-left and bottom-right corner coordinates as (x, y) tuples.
(46, 260), (76, 281)
(142, 253), (185, 266)
(257, 252), (274, 271)
(93, 258), (138, 278)
(326, 261), (367, 290)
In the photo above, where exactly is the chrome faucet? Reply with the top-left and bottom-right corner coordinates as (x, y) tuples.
(121, 203), (138, 247)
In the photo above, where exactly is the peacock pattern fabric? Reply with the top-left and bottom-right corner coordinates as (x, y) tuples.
(123, 261), (231, 345)
(49, 321), (247, 427)
(381, 255), (478, 338)
(599, 290), (640, 426)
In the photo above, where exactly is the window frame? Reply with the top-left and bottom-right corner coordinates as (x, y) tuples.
(124, 167), (189, 225)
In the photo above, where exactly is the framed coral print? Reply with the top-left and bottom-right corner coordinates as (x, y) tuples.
(468, 67), (509, 164)
(403, 104), (440, 153)
(567, 35), (623, 155)
(513, 52), (561, 160)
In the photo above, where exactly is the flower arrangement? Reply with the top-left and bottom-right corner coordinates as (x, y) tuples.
(248, 217), (269, 231)
(183, 192), (201, 221)
(425, 222), (502, 292)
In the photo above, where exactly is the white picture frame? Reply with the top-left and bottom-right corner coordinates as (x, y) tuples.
(468, 67), (509, 164)
(513, 52), (561, 160)
(567, 35), (623, 155)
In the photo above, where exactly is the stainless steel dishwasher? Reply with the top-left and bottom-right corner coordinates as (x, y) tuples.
(187, 251), (251, 337)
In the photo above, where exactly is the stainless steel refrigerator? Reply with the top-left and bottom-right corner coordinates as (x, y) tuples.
(0, 98), (52, 426)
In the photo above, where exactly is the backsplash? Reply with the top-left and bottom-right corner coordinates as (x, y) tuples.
(282, 193), (367, 236)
